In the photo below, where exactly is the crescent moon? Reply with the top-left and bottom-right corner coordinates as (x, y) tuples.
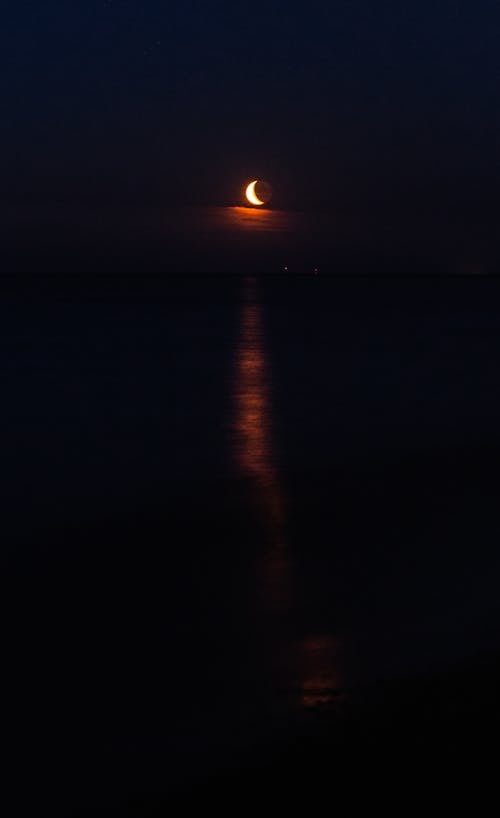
(245, 180), (265, 206)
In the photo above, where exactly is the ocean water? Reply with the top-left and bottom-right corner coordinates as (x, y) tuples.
(4, 274), (500, 810)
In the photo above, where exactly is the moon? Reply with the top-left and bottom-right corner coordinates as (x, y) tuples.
(245, 180), (265, 206)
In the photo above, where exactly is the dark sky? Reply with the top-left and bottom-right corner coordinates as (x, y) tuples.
(2, 1), (498, 208)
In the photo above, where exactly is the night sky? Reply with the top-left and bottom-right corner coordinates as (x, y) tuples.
(2, 1), (498, 209)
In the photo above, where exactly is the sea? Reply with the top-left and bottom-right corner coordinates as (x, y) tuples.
(2, 208), (500, 812)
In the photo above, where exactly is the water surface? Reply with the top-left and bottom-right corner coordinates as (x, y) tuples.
(4, 274), (500, 810)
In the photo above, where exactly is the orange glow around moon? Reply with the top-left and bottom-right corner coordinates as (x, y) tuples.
(245, 180), (265, 206)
